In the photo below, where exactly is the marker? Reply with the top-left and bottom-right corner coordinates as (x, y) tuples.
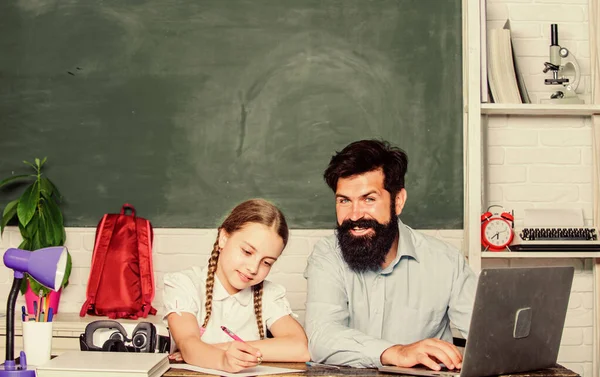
(220, 326), (244, 342)
(47, 308), (54, 322)
(305, 361), (341, 369)
(21, 306), (26, 322)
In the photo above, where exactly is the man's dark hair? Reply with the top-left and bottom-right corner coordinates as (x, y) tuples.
(324, 139), (408, 198)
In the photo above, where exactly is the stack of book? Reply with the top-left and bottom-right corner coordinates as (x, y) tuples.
(35, 351), (170, 377)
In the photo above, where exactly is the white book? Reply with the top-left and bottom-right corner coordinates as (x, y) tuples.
(487, 28), (522, 104)
(35, 351), (170, 377)
(503, 20), (530, 103)
(480, 0), (489, 102)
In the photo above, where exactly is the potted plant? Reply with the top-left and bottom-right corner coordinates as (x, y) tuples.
(0, 157), (72, 313)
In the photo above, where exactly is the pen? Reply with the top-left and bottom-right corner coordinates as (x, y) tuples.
(221, 326), (244, 342)
(305, 361), (341, 369)
(21, 306), (26, 322)
(37, 290), (43, 321)
(47, 308), (54, 322)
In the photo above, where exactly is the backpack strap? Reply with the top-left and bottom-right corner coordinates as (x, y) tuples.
(136, 216), (157, 317)
(80, 214), (118, 317)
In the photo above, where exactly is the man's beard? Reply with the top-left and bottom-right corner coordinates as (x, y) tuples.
(336, 209), (399, 273)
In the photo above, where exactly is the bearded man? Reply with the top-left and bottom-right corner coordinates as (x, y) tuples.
(304, 140), (476, 371)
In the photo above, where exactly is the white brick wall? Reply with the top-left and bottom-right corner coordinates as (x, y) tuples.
(486, 1), (595, 376)
(485, 116), (593, 227)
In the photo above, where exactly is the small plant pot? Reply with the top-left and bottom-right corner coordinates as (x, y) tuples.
(24, 282), (61, 316)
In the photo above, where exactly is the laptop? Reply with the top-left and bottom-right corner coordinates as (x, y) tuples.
(379, 266), (574, 377)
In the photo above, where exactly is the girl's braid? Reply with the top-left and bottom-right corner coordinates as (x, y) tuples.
(252, 282), (265, 339)
(202, 234), (221, 329)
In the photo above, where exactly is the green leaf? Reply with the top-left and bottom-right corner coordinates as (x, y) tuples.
(0, 174), (33, 189)
(20, 212), (39, 244)
(43, 197), (65, 245)
(18, 239), (28, 250)
(19, 278), (28, 295)
(35, 158), (40, 168)
(40, 178), (54, 199)
(61, 252), (72, 289)
(44, 178), (62, 201)
(38, 211), (50, 247)
(19, 213), (40, 252)
(40, 157), (47, 167)
(22, 160), (36, 170)
(17, 181), (39, 227)
(31, 229), (42, 251)
(2, 199), (18, 218)
(27, 276), (50, 297)
(1, 199), (18, 235)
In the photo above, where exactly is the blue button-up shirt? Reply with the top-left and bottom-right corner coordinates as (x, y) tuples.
(303, 220), (476, 368)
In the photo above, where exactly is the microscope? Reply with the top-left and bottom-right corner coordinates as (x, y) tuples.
(542, 24), (584, 104)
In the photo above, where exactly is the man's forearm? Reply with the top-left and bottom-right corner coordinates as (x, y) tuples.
(307, 320), (393, 368)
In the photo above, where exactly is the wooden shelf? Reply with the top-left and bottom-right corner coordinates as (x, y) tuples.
(482, 251), (600, 258)
(480, 103), (600, 116)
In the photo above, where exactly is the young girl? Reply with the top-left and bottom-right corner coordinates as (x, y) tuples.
(163, 199), (309, 372)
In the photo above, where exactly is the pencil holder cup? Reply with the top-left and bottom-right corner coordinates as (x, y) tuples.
(22, 320), (53, 366)
(24, 285), (62, 315)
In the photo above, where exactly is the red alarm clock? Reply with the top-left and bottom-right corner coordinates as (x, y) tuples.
(481, 206), (514, 251)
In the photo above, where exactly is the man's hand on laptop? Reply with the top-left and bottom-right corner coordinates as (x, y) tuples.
(380, 339), (463, 371)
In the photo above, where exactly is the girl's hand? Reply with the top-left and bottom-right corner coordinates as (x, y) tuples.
(168, 351), (183, 362)
(212, 342), (231, 351)
(220, 341), (263, 373)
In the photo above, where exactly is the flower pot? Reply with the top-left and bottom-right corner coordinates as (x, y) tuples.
(24, 282), (61, 316)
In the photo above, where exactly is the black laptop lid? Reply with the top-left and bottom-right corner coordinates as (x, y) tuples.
(461, 266), (574, 377)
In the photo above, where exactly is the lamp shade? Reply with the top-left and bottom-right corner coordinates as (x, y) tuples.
(3, 247), (67, 290)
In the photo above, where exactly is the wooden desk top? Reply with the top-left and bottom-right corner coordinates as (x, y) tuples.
(163, 362), (580, 377)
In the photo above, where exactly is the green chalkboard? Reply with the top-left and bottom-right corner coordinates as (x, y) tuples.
(0, 0), (463, 229)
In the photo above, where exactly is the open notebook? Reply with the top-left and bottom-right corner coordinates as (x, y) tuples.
(35, 351), (170, 377)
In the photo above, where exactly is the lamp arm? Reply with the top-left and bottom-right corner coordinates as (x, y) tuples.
(5, 276), (22, 362)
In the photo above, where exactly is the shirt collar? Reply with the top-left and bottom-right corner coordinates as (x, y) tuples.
(381, 218), (419, 274)
(212, 274), (253, 306)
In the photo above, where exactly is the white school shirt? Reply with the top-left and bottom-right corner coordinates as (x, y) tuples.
(162, 266), (295, 344)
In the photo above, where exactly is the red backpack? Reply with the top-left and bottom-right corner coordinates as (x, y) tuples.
(80, 204), (157, 319)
